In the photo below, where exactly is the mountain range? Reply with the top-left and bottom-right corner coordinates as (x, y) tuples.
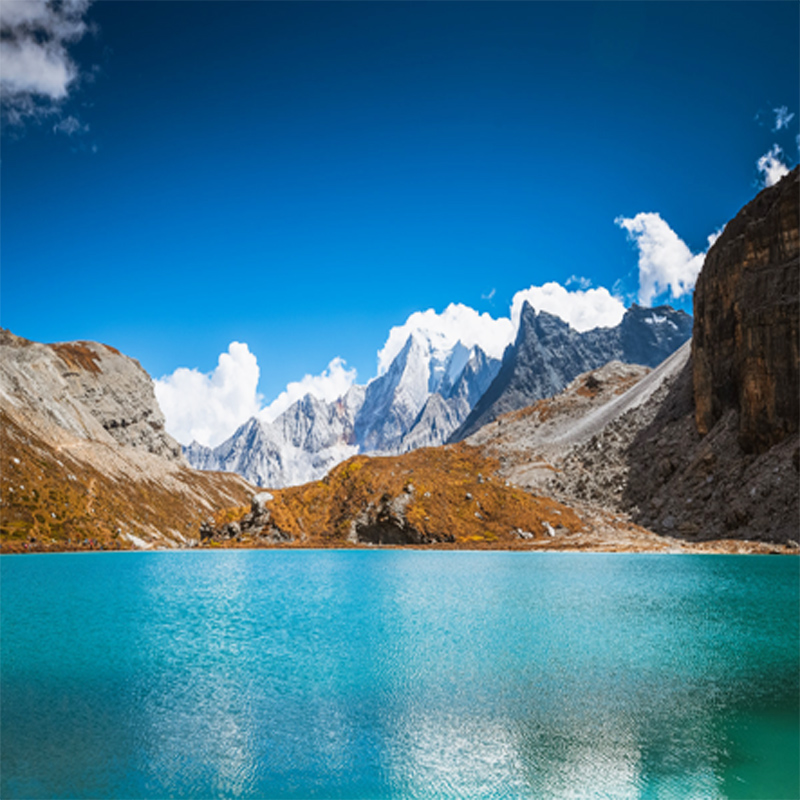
(184, 304), (691, 487)
(1, 167), (796, 554)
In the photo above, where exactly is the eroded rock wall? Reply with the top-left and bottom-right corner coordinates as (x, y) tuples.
(693, 167), (799, 453)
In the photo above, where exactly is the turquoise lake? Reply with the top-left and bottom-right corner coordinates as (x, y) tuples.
(1, 551), (798, 799)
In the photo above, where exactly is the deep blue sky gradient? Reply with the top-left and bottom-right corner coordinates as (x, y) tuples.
(2, 1), (798, 399)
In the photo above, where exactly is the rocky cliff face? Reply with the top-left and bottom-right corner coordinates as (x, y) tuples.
(451, 302), (692, 440)
(693, 166), (799, 454)
(0, 330), (185, 462)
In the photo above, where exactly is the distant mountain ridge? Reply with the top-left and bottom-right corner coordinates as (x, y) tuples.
(186, 335), (502, 487)
(185, 303), (691, 488)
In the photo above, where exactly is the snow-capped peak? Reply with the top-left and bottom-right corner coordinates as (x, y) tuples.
(376, 304), (514, 376)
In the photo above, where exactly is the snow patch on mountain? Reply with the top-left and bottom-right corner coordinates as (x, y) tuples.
(187, 391), (363, 489)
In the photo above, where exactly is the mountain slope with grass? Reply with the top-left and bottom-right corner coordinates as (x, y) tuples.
(0, 331), (254, 552)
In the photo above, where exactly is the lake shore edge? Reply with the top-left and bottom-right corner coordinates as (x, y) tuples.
(3, 536), (796, 556)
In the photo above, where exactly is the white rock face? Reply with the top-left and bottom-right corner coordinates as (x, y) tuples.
(188, 391), (363, 488)
(398, 344), (501, 451)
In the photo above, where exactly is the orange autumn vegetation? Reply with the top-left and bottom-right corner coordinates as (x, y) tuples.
(49, 342), (107, 374)
(0, 410), (252, 553)
(252, 443), (583, 548)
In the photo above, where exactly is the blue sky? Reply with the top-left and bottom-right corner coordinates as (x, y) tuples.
(2, 1), (798, 443)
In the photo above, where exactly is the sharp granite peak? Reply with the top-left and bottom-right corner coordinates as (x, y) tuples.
(185, 304), (691, 488)
(451, 302), (692, 440)
(186, 332), (503, 488)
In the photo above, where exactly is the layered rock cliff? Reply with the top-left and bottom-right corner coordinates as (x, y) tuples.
(693, 166), (799, 454)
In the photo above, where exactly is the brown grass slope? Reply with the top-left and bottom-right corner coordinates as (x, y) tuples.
(265, 443), (582, 547)
(0, 409), (254, 552)
(203, 441), (772, 552)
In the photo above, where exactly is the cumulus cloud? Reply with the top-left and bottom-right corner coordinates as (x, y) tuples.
(756, 144), (790, 187)
(154, 342), (262, 448)
(377, 283), (630, 374)
(773, 106), (795, 131)
(0, 0), (93, 124)
(258, 357), (358, 423)
(511, 282), (626, 331)
(615, 212), (716, 306)
(377, 304), (515, 374)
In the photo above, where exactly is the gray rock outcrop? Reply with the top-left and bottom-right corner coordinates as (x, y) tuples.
(0, 330), (184, 462)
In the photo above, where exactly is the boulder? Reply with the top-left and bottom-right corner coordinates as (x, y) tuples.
(251, 492), (274, 515)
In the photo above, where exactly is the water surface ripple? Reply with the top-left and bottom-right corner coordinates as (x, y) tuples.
(2, 551), (797, 799)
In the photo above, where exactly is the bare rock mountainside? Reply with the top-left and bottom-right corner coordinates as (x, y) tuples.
(0, 331), (254, 552)
(1, 331), (184, 461)
(471, 168), (799, 544)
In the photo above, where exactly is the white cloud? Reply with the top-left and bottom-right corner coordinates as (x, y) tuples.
(773, 106), (795, 131)
(566, 274), (592, 290)
(258, 357), (357, 423)
(154, 342), (262, 448)
(756, 144), (790, 187)
(0, 0), (93, 124)
(377, 304), (515, 375)
(615, 212), (713, 306)
(53, 114), (88, 136)
(481, 288), (496, 301)
(377, 284), (628, 373)
(511, 282), (626, 331)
